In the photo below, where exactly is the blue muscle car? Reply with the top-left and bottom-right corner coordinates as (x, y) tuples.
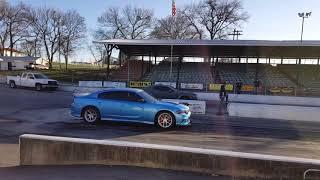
(71, 88), (191, 128)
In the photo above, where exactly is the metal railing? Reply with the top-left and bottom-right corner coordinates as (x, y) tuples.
(303, 169), (320, 180)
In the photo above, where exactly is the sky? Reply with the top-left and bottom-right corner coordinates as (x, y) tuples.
(9, 0), (320, 62)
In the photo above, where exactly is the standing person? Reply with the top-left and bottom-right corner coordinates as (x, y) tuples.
(236, 81), (243, 94)
(219, 81), (227, 102)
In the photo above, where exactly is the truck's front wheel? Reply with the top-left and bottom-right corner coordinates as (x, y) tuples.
(9, 81), (16, 88)
(35, 84), (42, 91)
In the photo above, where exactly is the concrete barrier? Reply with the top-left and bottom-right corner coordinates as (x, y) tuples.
(20, 134), (320, 179)
(228, 103), (320, 122)
(196, 92), (320, 107)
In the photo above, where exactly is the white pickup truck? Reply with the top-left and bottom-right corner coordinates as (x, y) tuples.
(7, 72), (58, 91)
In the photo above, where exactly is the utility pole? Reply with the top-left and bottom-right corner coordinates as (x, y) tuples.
(228, 29), (243, 40)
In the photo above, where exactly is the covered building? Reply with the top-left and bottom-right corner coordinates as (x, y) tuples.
(0, 56), (48, 70)
(93, 39), (320, 93)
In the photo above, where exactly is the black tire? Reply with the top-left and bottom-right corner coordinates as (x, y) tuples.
(9, 81), (16, 88)
(155, 111), (175, 129)
(82, 106), (101, 124)
(35, 84), (42, 91)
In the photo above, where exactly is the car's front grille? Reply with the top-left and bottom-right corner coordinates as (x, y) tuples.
(48, 81), (58, 85)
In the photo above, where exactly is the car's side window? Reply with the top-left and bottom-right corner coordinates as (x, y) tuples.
(127, 92), (144, 102)
(21, 73), (27, 78)
(27, 74), (34, 79)
(98, 91), (127, 101)
(98, 91), (144, 102)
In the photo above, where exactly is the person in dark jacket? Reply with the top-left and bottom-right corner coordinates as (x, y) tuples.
(219, 81), (227, 102)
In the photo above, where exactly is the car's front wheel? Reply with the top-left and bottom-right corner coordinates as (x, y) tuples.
(82, 107), (101, 124)
(156, 111), (175, 129)
(9, 81), (16, 88)
(35, 84), (42, 91)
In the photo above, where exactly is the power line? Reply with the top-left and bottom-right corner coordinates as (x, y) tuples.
(228, 29), (243, 40)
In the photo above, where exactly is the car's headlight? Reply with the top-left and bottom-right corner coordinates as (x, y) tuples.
(176, 110), (189, 114)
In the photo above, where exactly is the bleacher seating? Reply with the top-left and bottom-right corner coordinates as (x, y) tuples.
(278, 65), (320, 88)
(144, 61), (214, 83)
(111, 60), (151, 81)
(218, 63), (296, 87)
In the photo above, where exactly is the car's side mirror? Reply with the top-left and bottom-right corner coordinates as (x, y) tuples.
(138, 99), (146, 103)
(169, 89), (174, 93)
(29, 77), (34, 79)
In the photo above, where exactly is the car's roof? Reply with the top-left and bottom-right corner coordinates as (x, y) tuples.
(95, 88), (143, 94)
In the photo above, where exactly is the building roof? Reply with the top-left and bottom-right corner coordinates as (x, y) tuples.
(0, 56), (40, 62)
(93, 39), (320, 58)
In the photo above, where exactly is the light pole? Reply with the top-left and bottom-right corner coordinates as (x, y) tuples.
(298, 12), (312, 42)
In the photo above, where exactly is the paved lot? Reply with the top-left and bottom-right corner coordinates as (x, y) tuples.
(0, 86), (320, 168)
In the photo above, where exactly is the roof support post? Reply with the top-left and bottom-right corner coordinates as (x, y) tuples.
(176, 56), (183, 90)
(127, 54), (131, 83)
(238, 57), (241, 63)
(149, 52), (152, 73)
(119, 50), (122, 67)
(141, 56), (144, 79)
(281, 57), (283, 64)
(268, 57), (271, 64)
(105, 44), (113, 81)
(317, 58), (320, 65)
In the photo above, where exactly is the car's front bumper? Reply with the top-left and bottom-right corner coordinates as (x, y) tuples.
(42, 84), (59, 88)
(175, 112), (191, 126)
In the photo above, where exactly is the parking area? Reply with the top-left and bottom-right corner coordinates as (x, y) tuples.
(1, 86), (320, 167)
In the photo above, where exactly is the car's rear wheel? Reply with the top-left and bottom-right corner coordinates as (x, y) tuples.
(9, 81), (16, 88)
(82, 107), (100, 124)
(156, 111), (175, 129)
(35, 84), (42, 91)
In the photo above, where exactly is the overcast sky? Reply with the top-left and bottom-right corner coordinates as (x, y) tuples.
(10, 0), (320, 62)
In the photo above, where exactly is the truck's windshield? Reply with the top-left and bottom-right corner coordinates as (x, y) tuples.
(34, 74), (48, 79)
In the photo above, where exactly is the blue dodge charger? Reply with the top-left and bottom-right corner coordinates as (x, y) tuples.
(71, 88), (191, 128)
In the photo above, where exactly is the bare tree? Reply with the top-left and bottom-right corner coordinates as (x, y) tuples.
(29, 7), (62, 69)
(151, 12), (201, 40)
(1, 2), (31, 56)
(60, 10), (86, 70)
(0, 0), (8, 56)
(95, 5), (153, 79)
(97, 5), (154, 40)
(184, 0), (248, 40)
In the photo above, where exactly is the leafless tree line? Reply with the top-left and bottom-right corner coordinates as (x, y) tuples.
(0, 0), (248, 70)
(0, 0), (86, 70)
(92, 0), (248, 67)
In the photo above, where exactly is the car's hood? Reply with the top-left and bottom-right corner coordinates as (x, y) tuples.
(156, 101), (189, 110)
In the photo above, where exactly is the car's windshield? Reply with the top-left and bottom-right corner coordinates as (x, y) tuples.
(138, 91), (158, 103)
(34, 73), (48, 79)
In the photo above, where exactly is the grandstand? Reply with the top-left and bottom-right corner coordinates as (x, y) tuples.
(217, 63), (296, 87)
(144, 60), (214, 83)
(94, 39), (320, 95)
(279, 65), (320, 89)
(110, 60), (151, 81)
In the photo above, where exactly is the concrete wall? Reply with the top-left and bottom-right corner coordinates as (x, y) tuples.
(196, 92), (320, 107)
(229, 103), (320, 122)
(20, 134), (320, 179)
